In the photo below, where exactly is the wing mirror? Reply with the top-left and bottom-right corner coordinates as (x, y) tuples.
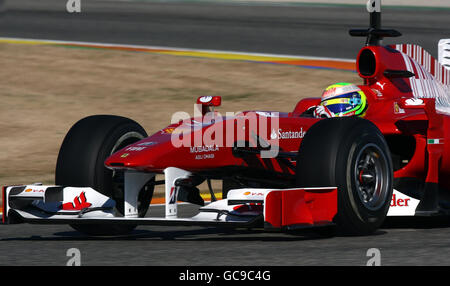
(197, 96), (221, 107)
(196, 96), (221, 115)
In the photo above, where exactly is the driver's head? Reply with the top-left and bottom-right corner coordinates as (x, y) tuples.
(320, 83), (367, 117)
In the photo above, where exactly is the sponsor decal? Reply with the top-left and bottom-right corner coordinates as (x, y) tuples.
(388, 190), (420, 216)
(161, 127), (176, 134)
(168, 187), (177, 204)
(393, 102), (405, 114)
(428, 138), (444, 145)
(137, 142), (156, 146)
(191, 145), (219, 160)
(124, 146), (146, 152)
(270, 129), (278, 140)
(371, 88), (383, 97)
(322, 85), (359, 100)
(404, 98), (424, 106)
(270, 128), (305, 140)
(375, 82), (386, 90)
(322, 88), (337, 100)
(255, 111), (279, 118)
(120, 153), (129, 158)
(190, 145), (219, 153)
(24, 188), (44, 193)
(195, 154), (215, 160)
(390, 193), (410, 207)
(62, 192), (92, 211)
(243, 191), (264, 196)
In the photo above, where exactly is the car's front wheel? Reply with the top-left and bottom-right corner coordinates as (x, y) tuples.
(296, 117), (393, 235)
(55, 115), (154, 236)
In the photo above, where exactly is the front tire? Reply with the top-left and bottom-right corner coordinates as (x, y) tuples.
(296, 117), (393, 235)
(55, 115), (154, 236)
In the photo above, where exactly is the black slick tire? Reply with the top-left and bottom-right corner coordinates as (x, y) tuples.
(55, 115), (154, 236)
(296, 117), (393, 235)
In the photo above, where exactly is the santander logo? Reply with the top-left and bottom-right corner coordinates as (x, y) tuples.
(390, 193), (410, 207)
(387, 190), (419, 216)
(270, 128), (305, 140)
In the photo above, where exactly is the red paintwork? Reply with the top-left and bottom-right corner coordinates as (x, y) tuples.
(105, 44), (450, 192)
(264, 189), (337, 228)
(264, 188), (337, 228)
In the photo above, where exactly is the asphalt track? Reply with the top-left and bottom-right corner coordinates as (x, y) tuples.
(1, 0), (449, 59)
(2, 204), (450, 266)
(2, 0), (450, 267)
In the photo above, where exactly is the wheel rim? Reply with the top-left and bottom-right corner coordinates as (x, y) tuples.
(353, 143), (390, 211)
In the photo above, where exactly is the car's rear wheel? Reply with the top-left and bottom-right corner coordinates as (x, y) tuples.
(55, 115), (154, 236)
(296, 117), (393, 235)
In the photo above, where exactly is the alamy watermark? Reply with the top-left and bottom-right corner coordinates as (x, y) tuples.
(66, 0), (81, 13)
(366, 248), (381, 266)
(167, 104), (286, 158)
(366, 0), (381, 13)
(66, 248), (81, 266)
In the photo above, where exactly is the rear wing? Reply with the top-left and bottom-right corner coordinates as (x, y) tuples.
(439, 39), (450, 71)
(388, 43), (450, 114)
(390, 43), (450, 88)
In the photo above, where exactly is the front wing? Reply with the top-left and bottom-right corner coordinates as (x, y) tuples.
(2, 184), (338, 231)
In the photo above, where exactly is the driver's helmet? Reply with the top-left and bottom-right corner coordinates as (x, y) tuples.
(320, 83), (367, 117)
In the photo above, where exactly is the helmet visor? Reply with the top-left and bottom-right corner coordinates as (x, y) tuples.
(321, 92), (365, 116)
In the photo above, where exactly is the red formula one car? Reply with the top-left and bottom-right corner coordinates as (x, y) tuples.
(2, 3), (450, 236)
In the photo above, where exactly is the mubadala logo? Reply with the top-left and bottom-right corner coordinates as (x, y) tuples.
(271, 128), (306, 140)
(190, 145), (220, 153)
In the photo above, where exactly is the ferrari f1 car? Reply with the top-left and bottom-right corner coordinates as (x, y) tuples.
(2, 1), (450, 236)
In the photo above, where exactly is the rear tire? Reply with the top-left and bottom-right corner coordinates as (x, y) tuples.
(296, 117), (393, 235)
(55, 115), (154, 236)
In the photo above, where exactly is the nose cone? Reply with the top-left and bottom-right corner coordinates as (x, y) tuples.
(104, 120), (214, 171)
(105, 115), (236, 172)
(104, 131), (183, 172)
